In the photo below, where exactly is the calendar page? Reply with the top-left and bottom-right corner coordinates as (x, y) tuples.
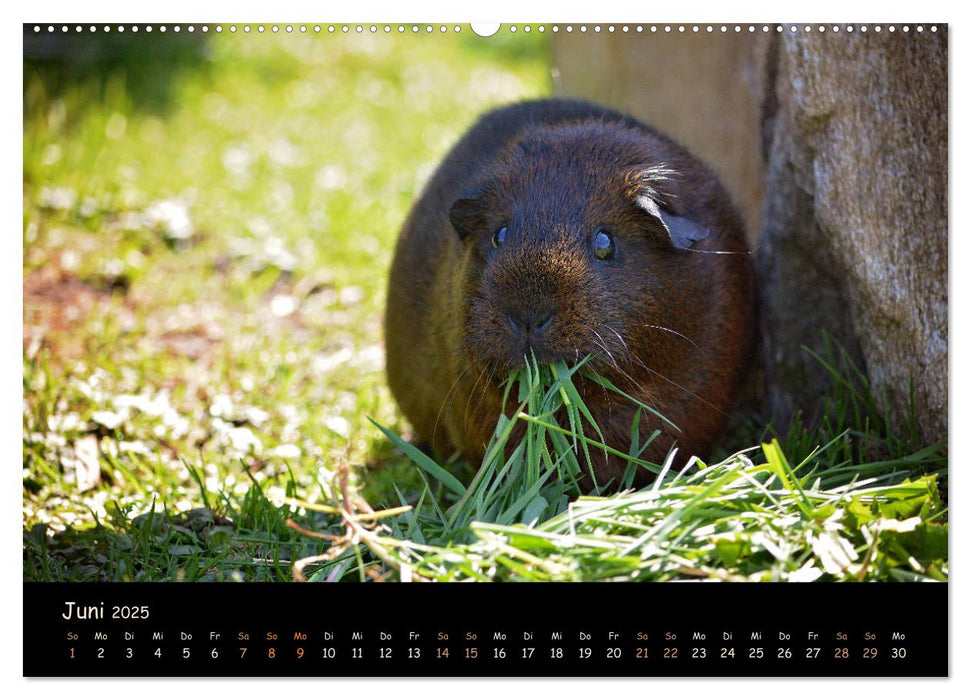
(22, 20), (949, 678)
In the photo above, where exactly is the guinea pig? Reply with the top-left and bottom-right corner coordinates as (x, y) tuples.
(385, 98), (753, 489)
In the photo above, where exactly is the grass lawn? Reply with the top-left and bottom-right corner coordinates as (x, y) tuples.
(22, 28), (947, 584)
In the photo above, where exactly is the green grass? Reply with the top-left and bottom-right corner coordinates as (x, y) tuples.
(23, 29), (552, 582)
(370, 358), (667, 538)
(22, 30), (946, 584)
(283, 352), (946, 583)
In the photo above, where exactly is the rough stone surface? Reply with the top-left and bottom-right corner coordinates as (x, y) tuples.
(758, 30), (947, 442)
(550, 28), (948, 444)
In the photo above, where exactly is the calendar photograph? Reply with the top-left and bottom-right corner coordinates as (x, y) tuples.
(22, 21), (948, 677)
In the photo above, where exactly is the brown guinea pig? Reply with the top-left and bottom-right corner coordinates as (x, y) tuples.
(385, 98), (753, 489)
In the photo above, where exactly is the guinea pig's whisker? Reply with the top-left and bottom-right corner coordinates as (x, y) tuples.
(591, 330), (619, 369)
(641, 324), (711, 362)
(640, 363), (728, 418)
(590, 339), (616, 373)
(590, 335), (644, 392)
(617, 349), (664, 399)
(680, 248), (754, 256)
(603, 324), (634, 359)
(608, 360), (644, 395)
(609, 334), (664, 391)
(433, 362), (475, 449)
(463, 363), (492, 434)
(467, 362), (503, 443)
(480, 362), (502, 418)
(593, 329), (642, 381)
(603, 324), (627, 347)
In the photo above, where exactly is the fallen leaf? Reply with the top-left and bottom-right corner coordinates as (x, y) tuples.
(73, 435), (102, 492)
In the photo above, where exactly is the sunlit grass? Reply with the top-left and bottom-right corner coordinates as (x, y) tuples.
(23, 31), (551, 581)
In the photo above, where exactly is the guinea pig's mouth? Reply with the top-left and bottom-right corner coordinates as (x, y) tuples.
(472, 342), (617, 383)
(471, 348), (561, 374)
(464, 303), (633, 383)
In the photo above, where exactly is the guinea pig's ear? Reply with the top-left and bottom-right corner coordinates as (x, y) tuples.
(449, 190), (488, 240)
(627, 168), (709, 249)
(635, 194), (710, 250)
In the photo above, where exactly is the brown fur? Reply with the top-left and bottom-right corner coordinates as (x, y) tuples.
(385, 99), (753, 489)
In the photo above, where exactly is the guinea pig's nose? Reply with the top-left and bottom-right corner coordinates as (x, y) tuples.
(507, 309), (554, 336)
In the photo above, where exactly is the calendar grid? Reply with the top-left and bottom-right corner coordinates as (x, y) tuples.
(23, 582), (947, 677)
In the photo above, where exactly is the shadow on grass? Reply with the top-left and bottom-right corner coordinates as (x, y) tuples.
(23, 25), (210, 114)
(22, 501), (331, 583)
(357, 434), (478, 512)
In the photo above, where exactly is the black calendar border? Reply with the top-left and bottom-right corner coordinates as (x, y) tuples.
(22, 581), (949, 677)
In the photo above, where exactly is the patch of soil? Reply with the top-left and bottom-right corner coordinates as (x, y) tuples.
(23, 265), (127, 360)
(156, 329), (219, 361)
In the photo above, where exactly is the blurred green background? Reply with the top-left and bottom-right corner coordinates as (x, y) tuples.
(23, 26), (552, 580)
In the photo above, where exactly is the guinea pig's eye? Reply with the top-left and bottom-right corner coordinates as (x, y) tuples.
(593, 228), (616, 261)
(491, 226), (508, 249)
